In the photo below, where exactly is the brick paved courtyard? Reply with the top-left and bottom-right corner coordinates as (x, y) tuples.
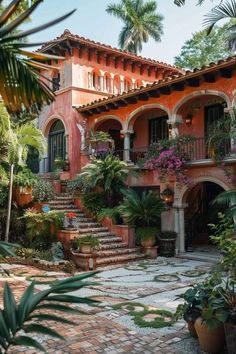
(0, 257), (215, 353)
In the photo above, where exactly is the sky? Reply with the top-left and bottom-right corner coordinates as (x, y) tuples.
(22, 0), (220, 65)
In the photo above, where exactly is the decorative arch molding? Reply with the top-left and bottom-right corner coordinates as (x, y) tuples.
(92, 115), (124, 130)
(42, 114), (68, 137)
(232, 94), (236, 108)
(125, 103), (171, 131)
(172, 89), (231, 116)
(176, 175), (230, 207)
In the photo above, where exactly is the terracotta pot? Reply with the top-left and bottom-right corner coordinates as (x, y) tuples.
(194, 317), (225, 353)
(187, 320), (198, 338)
(52, 180), (61, 194)
(14, 186), (33, 206)
(80, 244), (92, 254)
(140, 239), (155, 247)
(224, 322), (236, 354)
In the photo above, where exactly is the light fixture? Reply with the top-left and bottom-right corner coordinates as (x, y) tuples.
(160, 188), (174, 207)
(185, 114), (193, 127)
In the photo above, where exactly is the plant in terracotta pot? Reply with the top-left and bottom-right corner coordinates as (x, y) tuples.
(158, 231), (177, 257)
(13, 168), (37, 206)
(193, 275), (228, 354)
(219, 278), (236, 354)
(118, 189), (165, 245)
(174, 286), (201, 338)
(74, 234), (100, 254)
(53, 156), (66, 172)
(136, 227), (157, 247)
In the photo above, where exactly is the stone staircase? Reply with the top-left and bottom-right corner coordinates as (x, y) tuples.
(48, 194), (144, 267)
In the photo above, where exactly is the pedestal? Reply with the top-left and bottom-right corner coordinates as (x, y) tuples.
(71, 251), (97, 271)
(141, 246), (158, 259)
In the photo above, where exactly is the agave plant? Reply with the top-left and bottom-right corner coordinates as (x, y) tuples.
(0, 272), (98, 353)
(0, 0), (75, 115)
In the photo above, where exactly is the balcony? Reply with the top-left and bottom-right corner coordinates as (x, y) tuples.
(113, 137), (234, 165)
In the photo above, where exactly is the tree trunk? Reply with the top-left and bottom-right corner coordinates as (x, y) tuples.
(5, 164), (14, 242)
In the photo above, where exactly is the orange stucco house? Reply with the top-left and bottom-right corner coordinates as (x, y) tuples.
(38, 30), (236, 253)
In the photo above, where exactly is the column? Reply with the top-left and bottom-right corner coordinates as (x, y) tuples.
(110, 74), (114, 94)
(178, 207), (185, 253)
(65, 133), (69, 160)
(167, 115), (182, 140)
(121, 130), (133, 162)
(120, 75), (124, 93)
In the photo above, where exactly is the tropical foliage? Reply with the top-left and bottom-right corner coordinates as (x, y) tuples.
(73, 155), (130, 206)
(0, 272), (98, 353)
(32, 179), (55, 202)
(118, 189), (166, 226)
(106, 0), (163, 54)
(204, 1), (236, 51)
(174, 24), (231, 70)
(0, 0), (75, 115)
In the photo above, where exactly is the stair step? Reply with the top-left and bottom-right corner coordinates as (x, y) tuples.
(50, 205), (78, 210)
(97, 248), (140, 257)
(77, 222), (101, 228)
(49, 200), (74, 205)
(96, 253), (144, 266)
(78, 227), (109, 234)
(98, 237), (123, 244)
(100, 242), (128, 250)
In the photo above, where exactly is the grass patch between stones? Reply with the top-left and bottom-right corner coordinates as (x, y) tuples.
(112, 302), (173, 328)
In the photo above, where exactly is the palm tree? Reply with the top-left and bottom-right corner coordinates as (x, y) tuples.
(174, 0), (207, 5)
(212, 189), (236, 220)
(4, 120), (46, 242)
(204, 1), (236, 51)
(0, 0), (75, 115)
(106, 0), (163, 54)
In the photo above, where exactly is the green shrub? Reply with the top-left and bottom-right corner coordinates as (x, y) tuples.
(74, 234), (100, 249)
(82, 192), (106, 216)
(32, 179), (55, 202)
(136, 227), (158, 245)
(13, 168), (37, 187)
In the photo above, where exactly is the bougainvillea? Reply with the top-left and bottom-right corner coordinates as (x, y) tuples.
(144, 145), (191, 185)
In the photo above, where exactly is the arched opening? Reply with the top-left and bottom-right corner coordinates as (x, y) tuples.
(91, 70), (102, 91)
(176, 94), (229, 160)
(130, 108), (169, 163)
(184, 181), (225, 249)
(95, 119), (123, 159)
(113, 75), (121, 95)
(135, 79), (142, 89)
(124, 78), (132, 92)
(48, 120), (66, 172)
(104, 73), (112, 93)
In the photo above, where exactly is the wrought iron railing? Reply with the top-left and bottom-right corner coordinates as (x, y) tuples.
(113, 137), (233, 164)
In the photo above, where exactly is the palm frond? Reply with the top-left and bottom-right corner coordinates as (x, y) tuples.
(204, 0), (236, 34)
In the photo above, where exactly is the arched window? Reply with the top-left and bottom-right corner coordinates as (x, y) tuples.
(124, 78), (132, 92)
(48, 120), (66, 172)
(91, 71), (102, 91)
(104, 74), (112, 92)
(114, 75), (121, 94)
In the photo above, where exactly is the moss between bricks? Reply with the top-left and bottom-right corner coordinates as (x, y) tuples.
(112, 302), (173, 329)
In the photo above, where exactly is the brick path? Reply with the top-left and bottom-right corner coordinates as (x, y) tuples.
(0, 263), (198, 353)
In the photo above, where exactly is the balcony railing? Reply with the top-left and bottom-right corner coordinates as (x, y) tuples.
(113, 137), (233, 164)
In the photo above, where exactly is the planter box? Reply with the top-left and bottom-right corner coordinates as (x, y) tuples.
(57, 230), (79, 251)
(71, 251), (96, 271)
(112, 225), (135, 248)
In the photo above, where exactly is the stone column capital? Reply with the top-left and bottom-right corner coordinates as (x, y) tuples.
(121, 129), (134, 135)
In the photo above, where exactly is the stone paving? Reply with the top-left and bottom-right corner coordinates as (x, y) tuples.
(0, 257), (219, 353)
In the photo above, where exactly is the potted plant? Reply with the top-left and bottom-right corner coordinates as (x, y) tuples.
(53, 156), (66, 172)
(118, 189), (165, 240)
(158, 231), (177, 257)
(65, 212), (77, 231)
(74, 234), (100, 254)
(13, 168), (37, 206)
(174, 286), (201, 337)
(136, 227), (157, 247)
(220, 279), (236, 354)
(32, 179), (55, 211)
(193, 275), (228, 354)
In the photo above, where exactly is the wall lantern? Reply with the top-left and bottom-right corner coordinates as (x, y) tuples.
(185, 114), (193, 127)
(160, 188), (174, 207)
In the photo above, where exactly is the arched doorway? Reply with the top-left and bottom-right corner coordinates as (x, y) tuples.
(184, 181), (225, 248)
(48, 120), (66, 172)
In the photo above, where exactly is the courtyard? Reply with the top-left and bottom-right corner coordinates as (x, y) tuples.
(1, 255), (221, 354)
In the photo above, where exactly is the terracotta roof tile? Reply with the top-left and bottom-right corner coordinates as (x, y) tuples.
(38, 29), (182, 73)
